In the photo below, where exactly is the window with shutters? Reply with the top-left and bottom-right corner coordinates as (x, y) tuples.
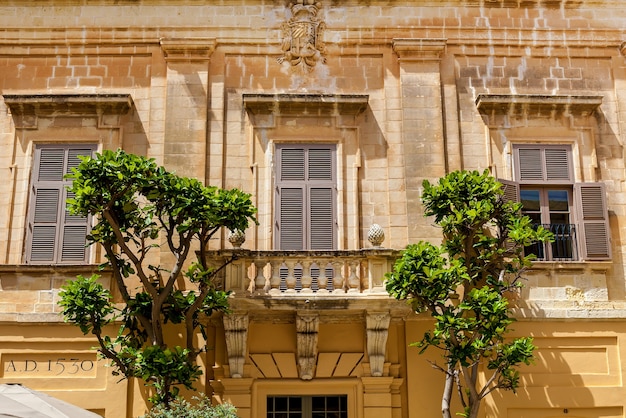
(25, 144), (96, 264)
(275, 144), (336, 251)
(505, 144), (611, 261)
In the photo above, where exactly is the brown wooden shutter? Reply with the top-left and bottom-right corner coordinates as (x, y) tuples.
(544, 148), (571, 181)
(499, 179), (520, 204)
(275, 145), (336, 250)
(575, 182), (611, 260)
(498, 179), (520, 252)
(517, 148), (543, 182)
(514, 145), (573, 184)
(26, 145), (94, 264)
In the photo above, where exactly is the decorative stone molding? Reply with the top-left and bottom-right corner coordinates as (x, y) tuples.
(243, 93), (368, 117)
(392, 38), (447, 61)
(223, 312), (249, 378)
(159, 37), (216, 61)
(366, 311), (391, 377)
(3, 94), (132, 129)
(296, 311), (319, 380)
(476, 94), (603, 120)
(277, 1), (326, 72)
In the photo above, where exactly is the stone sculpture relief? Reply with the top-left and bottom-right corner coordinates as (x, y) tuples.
(223, 312), (249, 378)
(296, 311), (319, 380)
(366, 311), (391, 377)
(277, 0), (326, 72)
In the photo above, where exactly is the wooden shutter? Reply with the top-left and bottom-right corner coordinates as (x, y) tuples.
(517, 148), (543, 182)
(499, 179), (520, 205)
(514, 145), (573, 184)
(275, 145), (336, 250)
(26, 145), (94, 264)
(575, 182), (611, 260)
(498, 179), (520, 253)
(308, 148), (334, 250)
(279, 188), (305, 250)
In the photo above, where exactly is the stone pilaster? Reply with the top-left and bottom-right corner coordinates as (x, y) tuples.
(160, 38), (215, 179)
(392, 39), (447, 242)
(361, 376), (403, 418)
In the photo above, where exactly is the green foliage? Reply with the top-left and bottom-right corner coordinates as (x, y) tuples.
(59, 149), (257, 408)
(141, 395), (238, 418)
(385, 170), (549, 418)
(59, 275), (113, 335)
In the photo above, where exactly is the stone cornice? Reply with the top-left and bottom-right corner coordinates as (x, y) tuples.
(392, 38), (447, 61)
(476, 94), (603, 117)
(243, 93), (369, 117)
(159, 37), (216, 61)
(2, 94), (132, 117)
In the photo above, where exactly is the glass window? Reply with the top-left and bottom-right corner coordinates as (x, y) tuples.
(267, 396), (347, 418)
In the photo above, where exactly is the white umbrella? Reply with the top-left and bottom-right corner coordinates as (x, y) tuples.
(0, 384), (101, 418)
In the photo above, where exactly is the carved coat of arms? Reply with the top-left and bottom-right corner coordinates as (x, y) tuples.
(277, 1), (326, 72)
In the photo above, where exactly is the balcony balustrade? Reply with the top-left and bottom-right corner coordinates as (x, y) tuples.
(526, 223), (578, 261)
(204, 249), (400, 297)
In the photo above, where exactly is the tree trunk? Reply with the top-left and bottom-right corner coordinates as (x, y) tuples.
(466, 393), (481, 418)
(441, 364), (454, 418)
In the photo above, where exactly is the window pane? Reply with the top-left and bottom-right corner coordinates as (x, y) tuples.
(274, 397), (288, 411)
(550, 213), (570, 225)
(520, 190), (540, 211)
(548, 190), (569, 212)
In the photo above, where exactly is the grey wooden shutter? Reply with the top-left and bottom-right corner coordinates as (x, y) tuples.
(27, 145), (94, 264)
(575, 182), (611, 260)
(60, 147), (93, 261)
(277, 148), (306, 250)
(275, 145), (336, 250)
(308, 148), (334, 250)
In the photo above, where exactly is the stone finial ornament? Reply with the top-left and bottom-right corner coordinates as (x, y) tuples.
(228, 229), (246, 248)
(277, 1), (326, 72)
(367, 224), (385, 247)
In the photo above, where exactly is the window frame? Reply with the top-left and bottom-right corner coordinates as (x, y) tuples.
(24, 143), (96, 265)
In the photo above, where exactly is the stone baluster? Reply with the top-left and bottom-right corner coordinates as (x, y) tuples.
(316, 258), (328, 293)
(284, 260), (297, 292)
(300, 259), (313, 293)
(269, 259), (283, 295)
(253, 260), (267, 293)
(332, 259), (346, 293)
(347, 259), (361, 293)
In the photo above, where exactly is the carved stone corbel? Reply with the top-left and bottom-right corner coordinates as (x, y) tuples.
(296, 311), (319, 380)
(223, 312), (249, 378)
(366, 311), (391, 377)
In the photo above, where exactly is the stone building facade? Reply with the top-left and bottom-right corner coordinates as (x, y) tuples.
(1, 1), (626, 417)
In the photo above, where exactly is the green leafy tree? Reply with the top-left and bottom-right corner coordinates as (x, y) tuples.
(386, 170), (551, 418)
(59, 149), (257, 407)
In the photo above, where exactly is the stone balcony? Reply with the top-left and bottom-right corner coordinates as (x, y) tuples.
(205, 249), (400, 298)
